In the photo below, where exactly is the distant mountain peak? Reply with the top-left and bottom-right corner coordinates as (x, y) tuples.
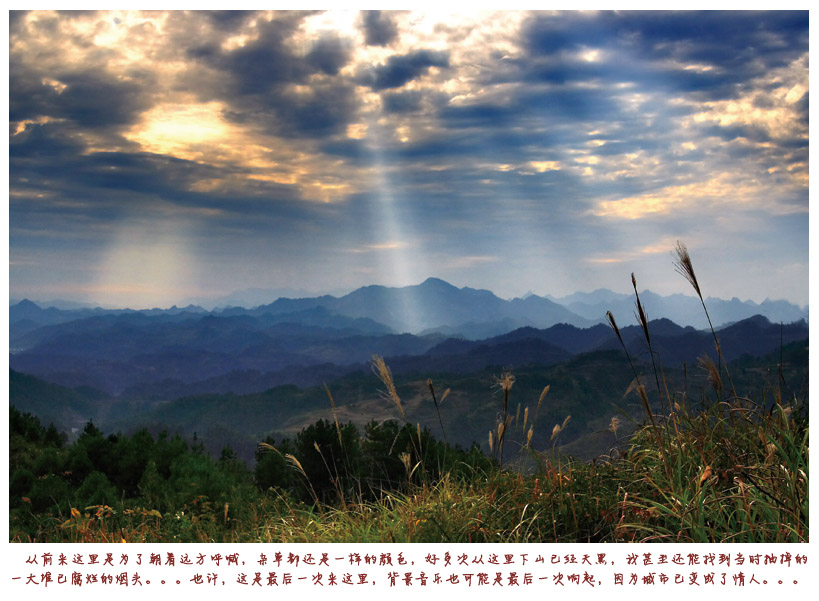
(736, 314), (772, 327)
(419, 277), (456, 289)
(13, 299), (40, 309)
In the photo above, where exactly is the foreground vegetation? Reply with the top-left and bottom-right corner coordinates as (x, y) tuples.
(9, 388), (807, 543)
(9, 243), (808, 543)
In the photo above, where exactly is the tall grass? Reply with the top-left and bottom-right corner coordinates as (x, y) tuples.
(607, 241), (808, 542)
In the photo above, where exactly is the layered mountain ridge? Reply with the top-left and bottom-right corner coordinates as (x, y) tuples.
(10, 277), (808, 400)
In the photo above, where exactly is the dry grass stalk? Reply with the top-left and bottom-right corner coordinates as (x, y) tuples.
(698, 465), (714, 487)
(536, 385), (549, 412)
(257, 441), (279, 455)
(550, 415), (571, 441)
(532, 384), (550, 428)
(560, 414), (571, 431)
(399, 452), (412, 475)
(495, 371), (515, 464)
(286, 454), (321, 507)
(609, 297), (668, 476)
(287, 454), (307, 477)
(625, 378), (656, 428)
(606, 311), (643, 391)
(632, 272), (670, 420)
(673, 240), (702, 297)
(632, 273), (651, 345)
(498, 371), (515, 393)
(324, 383), (343, 447)
(372, 354), (406, 421)
(428, 378), (449, 444)
(673, 241), (736, 398)
(636, 384), (655, 428)
(698, 355), (722, 393)
(606, 311), (624, 346)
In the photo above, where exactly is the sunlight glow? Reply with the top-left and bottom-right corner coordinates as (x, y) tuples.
(530, 161), (561, 172)
(125, 102), (234, 159)
(690, 55), (808, 142)
(93, 218), (199, 309)
(347, 123), (368, 139)
(590, 172), (799, 220)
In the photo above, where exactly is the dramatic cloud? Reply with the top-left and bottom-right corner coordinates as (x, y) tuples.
(360, 49), (450, 90)
(361, 10), (399, 47)
(8, 10), (809, 309)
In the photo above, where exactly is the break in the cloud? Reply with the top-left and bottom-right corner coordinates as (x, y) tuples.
(8, 10), (809, 309)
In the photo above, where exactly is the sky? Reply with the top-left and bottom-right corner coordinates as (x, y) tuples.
(7, 9), (810, 309)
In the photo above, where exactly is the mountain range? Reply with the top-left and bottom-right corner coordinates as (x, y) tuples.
(11, 277), (807, 340)
(8, 277), (808, 401)
(546, 288), (807, 330)
(9, 276), (809, 462)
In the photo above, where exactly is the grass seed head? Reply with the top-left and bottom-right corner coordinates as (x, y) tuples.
(498, 371), (515, 393)
(372, 354), (406, 421)
(606, 311), (624, 345)
(698, 354), (722, 392)
(673, 240), (702, 298)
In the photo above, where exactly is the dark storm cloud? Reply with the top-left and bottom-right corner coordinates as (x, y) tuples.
(218, 80), (359, 139)
(9, 61), (152, 129)
(795, 91), (809, 125)
(306, 34), (352, 75)
(219, 18), (311, 95)
(361, 10), (399, 47)
(615, 10), (807, 68)
(435, 85), (624, 136)
(359, 49), (450, 90)
(700, 123), (772, 144)
(522, 13), (612, 56)
(9, 122), (86, 160)
(9, 10), (29, 31)
(272, 81), (359, 138)
(520, 11), (808, 100)
(203, 10), (256, 30)
(179, 14), (359, 139)
(438, 103), (518, 128)
(524, 11), (807, 67)
(522, 87), (624, 123)
(10, 120), (308, 228)
(381, 90), (424, 113)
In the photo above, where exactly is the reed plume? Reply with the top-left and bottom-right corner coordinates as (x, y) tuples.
(673, 241), (736, 398)
(372, 354), (406, 421)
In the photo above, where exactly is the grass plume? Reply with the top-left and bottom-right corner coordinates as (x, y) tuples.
(372, 354), (406, 421)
